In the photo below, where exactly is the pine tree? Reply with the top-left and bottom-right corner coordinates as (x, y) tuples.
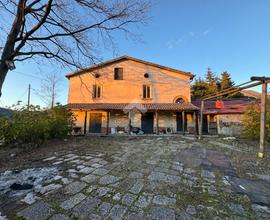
(220, 71), (234, 90)
(192, 77), (208, 99)
(205, 68), (218, 94)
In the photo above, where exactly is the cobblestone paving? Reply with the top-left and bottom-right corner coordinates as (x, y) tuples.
(1, 136), (270, 219)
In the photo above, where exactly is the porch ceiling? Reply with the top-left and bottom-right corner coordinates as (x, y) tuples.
(65, 103), (199, 111)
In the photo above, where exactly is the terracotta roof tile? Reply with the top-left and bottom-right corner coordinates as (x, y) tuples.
(65, 103), (199, 111)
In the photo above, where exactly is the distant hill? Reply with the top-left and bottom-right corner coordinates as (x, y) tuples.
(0, 107), (13, 117)
(241, 90), (261, 99)
(241, 90), (270, 99)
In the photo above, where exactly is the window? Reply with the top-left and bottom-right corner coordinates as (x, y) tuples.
(144, 73), (149, 78)
(143, 85), (151, 99)
(175, 98), (185, 104)
(93, 85), (102, 98)
(114, 68), (123, 80)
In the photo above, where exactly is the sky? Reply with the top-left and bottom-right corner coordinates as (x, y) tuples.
(1, 0), (270, 107)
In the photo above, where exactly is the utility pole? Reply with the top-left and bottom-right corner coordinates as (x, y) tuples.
(258, 81), (268, 158)
(27, 84), (31, 110)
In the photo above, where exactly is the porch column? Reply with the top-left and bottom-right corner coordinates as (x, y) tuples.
(182, 111), (185, 135)
(196, 112), (199, 135)
(128, 111), (131, 134)
(83, 111), (87, 135)
(199, 100), (204, 139)
(106, 111), (110, 135)
(155, 111), (159, 135)
(193, 111), (197, 135)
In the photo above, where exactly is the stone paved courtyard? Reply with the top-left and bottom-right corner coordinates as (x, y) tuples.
(0, 136), (270, 219)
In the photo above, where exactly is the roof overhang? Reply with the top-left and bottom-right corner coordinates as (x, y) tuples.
(65, 103), (199, 111)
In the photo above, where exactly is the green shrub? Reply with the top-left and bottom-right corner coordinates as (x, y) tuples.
(0, 105), (75, 146)
(242, 103), (270, 141)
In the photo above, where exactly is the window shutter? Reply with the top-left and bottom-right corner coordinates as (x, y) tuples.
(97, 86), (101, 98)
(93, 85), (96, 98)
(147, 86), (151, 98)
(114, 68), (119, 80)
(143, 85), (146, 98)
(119, 68), (123, 80)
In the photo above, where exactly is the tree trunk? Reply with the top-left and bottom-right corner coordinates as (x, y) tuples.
(0, 61), (9, 97)
(0, 0), (25, 97)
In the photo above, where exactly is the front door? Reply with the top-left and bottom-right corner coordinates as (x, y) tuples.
(89, 113), (102, 133)
(176, 113), (183, 132)
(176, 112), (187, 132)
(202, 115), (208, 134)
(141, 112), (154, 134)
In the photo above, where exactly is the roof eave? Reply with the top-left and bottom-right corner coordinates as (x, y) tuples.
(65, 55), (194, 79)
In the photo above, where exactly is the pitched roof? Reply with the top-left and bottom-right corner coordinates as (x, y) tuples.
(66, 55), (194, 79)
(66, 103), (199, 111)
(192, 99), (257, 114)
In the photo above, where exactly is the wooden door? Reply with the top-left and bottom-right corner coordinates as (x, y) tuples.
(141, 112), (154, 134)
(89, 113), (102, 133)
(176, 112), (187, 132)
(176, 113), (183, 132)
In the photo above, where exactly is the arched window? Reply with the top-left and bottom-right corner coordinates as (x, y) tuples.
(174, 96), (187, 104)
(175, 98), (185, 104)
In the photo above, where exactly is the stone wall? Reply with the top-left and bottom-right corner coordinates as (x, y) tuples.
(156, 112), (177, 133)
(73, 110), (197, 134)
(109, 111), (129, 133)
(217, 114), (243, 136)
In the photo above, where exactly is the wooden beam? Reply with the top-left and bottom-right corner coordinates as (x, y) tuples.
(106, 111), (110, 135)
(83, 111), (87, 135)
(199, 100), (204, 139)
(182, 111), (185, 135)
(258, 82), (268, 158)
(203, 81), (262, 101)
(155, 111), (159, 135)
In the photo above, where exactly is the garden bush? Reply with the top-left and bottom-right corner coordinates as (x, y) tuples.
(0, 105), (75, 146)
(242, 103), (270, 141)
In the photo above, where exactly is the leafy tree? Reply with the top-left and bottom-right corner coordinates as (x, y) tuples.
(0, 105), (75, 145)
(242, 103), (270, 141)
(0, 0), (150, 96)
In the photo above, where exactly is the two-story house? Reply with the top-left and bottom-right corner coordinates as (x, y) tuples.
(66, 56), (199, 135)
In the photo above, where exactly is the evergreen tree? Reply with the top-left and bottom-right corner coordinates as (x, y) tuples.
(192, 77), (208, 99)
(205, 68), (218, 94)
(220, 71), (234, 90)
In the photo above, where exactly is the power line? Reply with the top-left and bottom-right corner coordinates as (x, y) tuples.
(17, 87), (28, 101)
(13, 70), (43, 80)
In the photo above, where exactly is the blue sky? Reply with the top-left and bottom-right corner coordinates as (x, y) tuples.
(1, 0), (269, 107)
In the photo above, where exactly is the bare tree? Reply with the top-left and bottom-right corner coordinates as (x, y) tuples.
(38, 71), (61, 109)
(0, 0), (150, 96)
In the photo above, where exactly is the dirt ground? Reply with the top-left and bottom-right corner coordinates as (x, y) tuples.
(0, 135), (270, 219)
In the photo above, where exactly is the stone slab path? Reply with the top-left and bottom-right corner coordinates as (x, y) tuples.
(0, 136), (270, 219)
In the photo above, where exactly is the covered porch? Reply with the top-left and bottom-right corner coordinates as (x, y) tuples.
(66, 103), (199, 135)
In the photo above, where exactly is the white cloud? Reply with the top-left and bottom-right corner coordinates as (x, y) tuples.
(189, 32), (195, 37)
(203, 29), (211, 36)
